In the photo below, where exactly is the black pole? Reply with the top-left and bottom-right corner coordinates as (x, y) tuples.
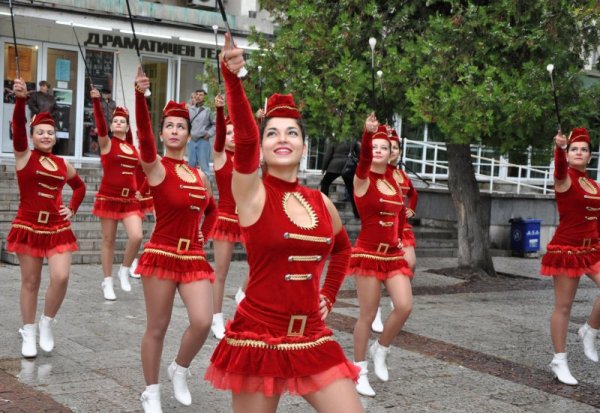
(8, 0), (20, 78)
(71, 25), (94, 89)
(215, 0), (247, 78)
(116, 52), (127, 108)
(125, 0), (151, 96)
(548, 69), (562, 132)
(258, 67), (263, 107)
(370, 54), (375, 109)
(212, 25), (222, 89)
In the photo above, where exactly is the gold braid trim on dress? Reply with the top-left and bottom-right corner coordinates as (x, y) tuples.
(143, 248), (206, 260)
(225, 335), (332, 350)
(288, 255), (322, 262)
(218, 216), (238, 223)
(284, 232), (332, 244)
(379, 198), (403, 206)
(351, 253), (404, 261)
(12, 224), (70, 234)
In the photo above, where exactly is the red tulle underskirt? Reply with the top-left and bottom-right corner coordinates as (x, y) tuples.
(210, 215), (242, 243)
(7, 222), (78, 258)
(138, 198), (154, 214)
(541, 244), (600, 278)
(402, 228), (416, 247)
(206, 314), (358, 396)
(135, 242), (214, 283)
(348, 247), (413, 280)
(93, 197), (143, 220)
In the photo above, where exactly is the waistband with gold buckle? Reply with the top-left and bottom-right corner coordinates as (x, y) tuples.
(583, 238), (592, 247)
(376, 243), (390, 254)
(177, 238), (190, 253)
(37, 210), (50, 224)
(287, 315), (307, 337)
(121, 188), (130, 197)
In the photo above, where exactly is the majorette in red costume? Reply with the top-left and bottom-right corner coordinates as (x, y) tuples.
(211, 108), (242, 243)
(206, 56), (359, 398)
(541, 128), (600, 277)
(91, 102), (143, 220)
(387, 130), (418, 247)
(349, 125), (413, 280)
(134, 97), (217, 283)
(7, 106), (85, 258)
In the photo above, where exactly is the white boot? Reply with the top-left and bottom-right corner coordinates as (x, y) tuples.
(371, 307), (384, 333)
(140, 384), (162, 413)
(39, 314), (55, 352)
(167, 361), (192, 406)
(550, 353), (578, 385)
(235, 287), (246, 305)
(118, 265), (132, 292)
(578, 323), (599, 362)
(129, 258), (141, 279)
(19, 324), (37, 358)
(102, 277), (117, 301)
(370, 340), (390, 382)
(211, 313), (226, 339)
(354, 361), (375, 397)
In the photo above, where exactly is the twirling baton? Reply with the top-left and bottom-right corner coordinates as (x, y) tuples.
(377, 70), (387, 124)
(116, 52), (127, 108)
(546, 64), (562, 132)
(212, 25), (222, 89)
(215, 0), (248, 78)
(125, 0), (152, 97)
(258, 65), (263, 106)
(369, 37), (376, 109)
(71, 24), (94, 89)
(8, 0), (20, 78)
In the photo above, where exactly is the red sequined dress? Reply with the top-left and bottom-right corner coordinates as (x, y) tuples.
(541, 165), (600, 277)
(93, 139), (143, 219)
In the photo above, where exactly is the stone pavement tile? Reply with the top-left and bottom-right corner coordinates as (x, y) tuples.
(525, 398), (600, 413)
(52, 391), (123, 413)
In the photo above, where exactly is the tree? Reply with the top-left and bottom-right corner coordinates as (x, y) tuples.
(245, 0), (600, 277)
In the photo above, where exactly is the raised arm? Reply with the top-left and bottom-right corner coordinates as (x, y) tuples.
(135, 66), (164, 186)
(222, 33), (263, 224)
(91, 88), (111, 153)
(553, 132), (570, 193)
(353, 113), (378, 197)
(12, 79), (31, 168)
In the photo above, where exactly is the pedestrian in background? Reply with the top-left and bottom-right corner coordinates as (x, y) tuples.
(320, 138), (360, 218)
(28, 80), (58, 120)
(187, 89), (215, 176)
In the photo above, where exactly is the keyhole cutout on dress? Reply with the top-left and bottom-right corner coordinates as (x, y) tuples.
(283, 192), (318, 230)
(376, 179), (397, 196)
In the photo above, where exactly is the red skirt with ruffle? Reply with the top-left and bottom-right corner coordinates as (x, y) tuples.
(348, 246), (413, 280)
(93, 195), (143, 220)
(135, 242), (214, 283)
(210, 213), (242, 243)
(138, 195), (154, 215)
(541, 243), (600, 278)
(402, 224), (416, 248)
(7, 220), (78, 258)
(205, 309), (358, 396)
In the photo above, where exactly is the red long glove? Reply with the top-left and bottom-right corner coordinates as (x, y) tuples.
(201, 196), (218, 242)
(92, 97), (108, 137)
(12, 97), (28, 152)
(319, 228), (351, 307)
(554, 146), (568, 180)
(135, 88), (157, 163)
(355, 129), (373, 179)
(214, 106), (226, 153)
(222, 62), (259, 173)
(67, 174), (86, 214)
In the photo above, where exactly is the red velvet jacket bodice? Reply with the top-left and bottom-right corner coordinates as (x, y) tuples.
(149, 157), (208, 249)
(392, 167), (418, 212)
(240, 174), (334, 327)
(550, 168), (600, 246)
(15, 149), (67, 222)
(355, 171), (405, 246)
(98, 139), (139, 199)
(214, 150), (236, 214)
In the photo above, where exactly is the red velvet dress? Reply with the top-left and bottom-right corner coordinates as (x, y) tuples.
(390, 167), (418, 247)
(135, 165), (154, 214)
(541, 166), (600, 277)
(212, 150), (242, 243)
(134, 157), (214, 283)
(7, 149), (78, 258)
(93, 140), (143, 219)
(206, 174), (357, 396)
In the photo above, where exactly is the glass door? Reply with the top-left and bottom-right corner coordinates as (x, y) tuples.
(142, 56), (171, 154)
(2, 39), (40, 153)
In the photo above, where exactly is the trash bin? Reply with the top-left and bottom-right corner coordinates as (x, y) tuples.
(510, 218), (542, 253)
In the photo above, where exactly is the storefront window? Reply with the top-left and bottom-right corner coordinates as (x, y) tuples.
(143, 57), (169, 153)
(82, 49), (115, 157)
(2, 44), (38, 153)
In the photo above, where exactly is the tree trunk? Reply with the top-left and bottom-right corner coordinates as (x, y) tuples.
(446, 143), (496, 277)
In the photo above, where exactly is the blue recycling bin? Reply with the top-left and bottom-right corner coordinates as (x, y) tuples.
(510, 218), (542, 253)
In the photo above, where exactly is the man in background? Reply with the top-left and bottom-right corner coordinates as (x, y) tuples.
(187, 89), (215, 175)
(28, 80), (58, 119)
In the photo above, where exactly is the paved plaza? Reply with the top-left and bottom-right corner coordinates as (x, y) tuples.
(1, 256), (600, 412)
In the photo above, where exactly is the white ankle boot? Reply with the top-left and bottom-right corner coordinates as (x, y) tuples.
(370, 340), (390, 382)
(39, 314), (55, 352)
(118, 266), (132, 292)
(235, 287), (246, 305)
(211, 313), (226, 339)
(167, 361), (192, 406)
(140, 384), (162, 413)
(19, 324), (37, 358)
(578, 323), (599, 362)
(371, 307), (384, 333)
(129, 258), (140, 279)
(102, 277), (117, 300)
(550, 353), (578, 385)
(354, 361), (375, 397)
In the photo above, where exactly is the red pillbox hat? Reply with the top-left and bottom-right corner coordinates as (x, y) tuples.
(162, 101), (189, 120)
(568, 127), (591, 146)
(112, 106), (129, 121)
(373, 125), (391, 142)
(30, 112), (55, 128)
(265, 93), (301, 119)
